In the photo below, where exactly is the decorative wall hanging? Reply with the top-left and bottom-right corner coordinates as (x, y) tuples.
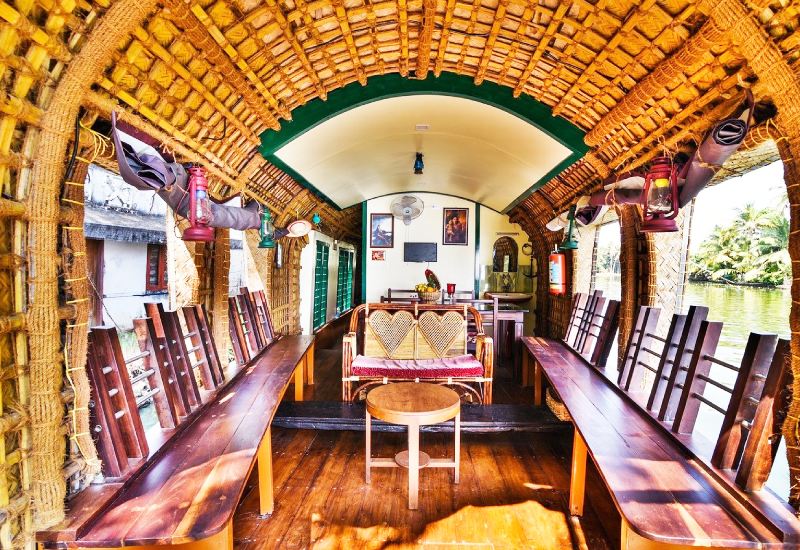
(443, 208), (468, 245)
(370, 213), (394, 248)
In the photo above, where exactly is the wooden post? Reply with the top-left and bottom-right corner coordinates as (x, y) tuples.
(257, 427), (274, 517)
(294, 362), (304, 401)
(569, 430), (587, 516)
(305, 342), (315, 385)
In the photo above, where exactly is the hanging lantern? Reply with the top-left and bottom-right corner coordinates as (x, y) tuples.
(182, 166), (214, 242)
(559, 205), (578, 251)
(413, 152), (424, 175)
(641, 156), (679, 232)
(312, 212), (321, 225)
(259, 207), (276, 248)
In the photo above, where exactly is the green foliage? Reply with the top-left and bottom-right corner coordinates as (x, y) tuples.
(689, 202), (790, 287)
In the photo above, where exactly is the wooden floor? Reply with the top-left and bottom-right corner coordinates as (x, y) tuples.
(233, 429), (615, 549)
(231, 330), (617, 549)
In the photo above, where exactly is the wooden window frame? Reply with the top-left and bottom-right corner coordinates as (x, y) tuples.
(145, 243), (168, 293)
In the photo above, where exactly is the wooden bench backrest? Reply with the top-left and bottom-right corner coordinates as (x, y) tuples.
(87, 327), (149, 479)
(562, 291), (619, 368)
(616, 305), (792, 495)
(353, 303), (483, 359)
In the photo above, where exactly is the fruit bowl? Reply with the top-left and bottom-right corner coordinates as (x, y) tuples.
(418, 290), (441, 303)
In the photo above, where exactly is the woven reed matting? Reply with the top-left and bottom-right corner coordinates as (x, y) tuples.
(167, 210), (201, 309)
(212, 229), (231, 360)
(617, 205), (654, 363)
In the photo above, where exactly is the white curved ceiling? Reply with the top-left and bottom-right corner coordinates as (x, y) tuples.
(273, 95), (572, 212)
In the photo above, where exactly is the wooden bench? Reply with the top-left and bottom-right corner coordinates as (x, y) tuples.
(38, 334), (314, 549)
(523, 301), (800, 547)
(342, 303), (493, 404)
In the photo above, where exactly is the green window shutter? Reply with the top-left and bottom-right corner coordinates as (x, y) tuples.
(345, 250), (353, 310)
(313, 241), (330, 331)
(336, 249), (355, 313)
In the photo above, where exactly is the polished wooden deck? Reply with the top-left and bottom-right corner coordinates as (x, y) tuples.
(230, 328), (615, 549)
(233, 428), (614, 549)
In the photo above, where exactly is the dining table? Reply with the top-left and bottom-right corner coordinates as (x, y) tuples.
(471, 301), (529, 383)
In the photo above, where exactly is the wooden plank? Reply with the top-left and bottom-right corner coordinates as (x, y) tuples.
(735, 339), (791, 492)
(647, 312), (687, 412)
(228, 296), (249, 366)
(181, 305), (221, 389)
(618, 306), (661, 391)
(140, 315), (189, 420)
(65, 336), (314, 547)
(239, 287), (267, 349)
(160, 307), (203, 406)
(672, 320), (723, 434)
(133, 318), (177, 429)
(195, 304), (226, 383)
(524, 335), (797, 546)
(712, 333), (778, 470)
(658, 305), (709, 423)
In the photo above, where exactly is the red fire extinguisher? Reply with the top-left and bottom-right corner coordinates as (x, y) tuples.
(549, 247), (566, 296)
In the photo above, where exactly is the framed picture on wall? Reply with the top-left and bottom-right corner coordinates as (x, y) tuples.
(370, 213), (394, 248)
(443, 208), (468, 245)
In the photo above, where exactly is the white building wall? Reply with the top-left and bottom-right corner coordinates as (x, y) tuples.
(99, 240), (168, 330)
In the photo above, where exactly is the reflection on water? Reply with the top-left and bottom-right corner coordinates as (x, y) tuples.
(684, 282), (790, 362)
(595, 274), (791, 499)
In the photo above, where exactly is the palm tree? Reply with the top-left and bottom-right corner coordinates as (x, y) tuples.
(690, 203), (790, 286)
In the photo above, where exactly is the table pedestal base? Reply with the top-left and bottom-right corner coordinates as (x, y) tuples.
(395, 450), (431, 469)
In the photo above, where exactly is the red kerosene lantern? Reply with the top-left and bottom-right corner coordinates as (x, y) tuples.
(182, 165), (215, 242)
(640, 156), (679, 232)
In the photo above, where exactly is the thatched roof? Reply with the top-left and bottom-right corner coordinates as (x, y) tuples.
(77, 0), (795, 240)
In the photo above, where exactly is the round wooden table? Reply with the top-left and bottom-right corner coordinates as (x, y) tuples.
(365, 382), (461, 510)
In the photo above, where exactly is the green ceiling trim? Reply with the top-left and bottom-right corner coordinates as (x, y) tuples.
(258, 72), (589, 212)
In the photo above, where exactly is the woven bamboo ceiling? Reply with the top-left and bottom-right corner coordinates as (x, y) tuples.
(88, 0), (796, 239)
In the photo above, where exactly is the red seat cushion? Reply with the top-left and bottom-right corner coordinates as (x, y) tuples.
(351, 354), (484, 378)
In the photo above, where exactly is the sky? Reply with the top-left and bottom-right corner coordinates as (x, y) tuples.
(689, 161), (787, 252)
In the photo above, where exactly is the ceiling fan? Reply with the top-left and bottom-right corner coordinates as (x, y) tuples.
(390, 195), (424, 226)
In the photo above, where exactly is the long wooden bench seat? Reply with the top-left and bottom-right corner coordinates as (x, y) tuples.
(38, 335), (314, 549)
(524, 335), (800, 548)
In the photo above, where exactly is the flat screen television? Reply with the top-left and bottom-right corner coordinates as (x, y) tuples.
(404, 242), (437, 263)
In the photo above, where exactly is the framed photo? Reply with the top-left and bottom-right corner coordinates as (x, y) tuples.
(371, 250), (385, 261)
(443, 208), (469, 245)
(370, 213), (394, 248)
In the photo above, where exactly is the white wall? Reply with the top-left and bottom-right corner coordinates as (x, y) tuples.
(365, 193), (475, 302)
(86, 164), (167, 216)
(299, 231), (357, 334)
(99, 240), (168, 330)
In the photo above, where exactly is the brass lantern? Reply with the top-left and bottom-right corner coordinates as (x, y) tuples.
(641, 156), (679, 232)
(182, 166), (214, 242)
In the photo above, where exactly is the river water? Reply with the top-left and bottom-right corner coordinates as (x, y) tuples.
(596, 274), (792, 499)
